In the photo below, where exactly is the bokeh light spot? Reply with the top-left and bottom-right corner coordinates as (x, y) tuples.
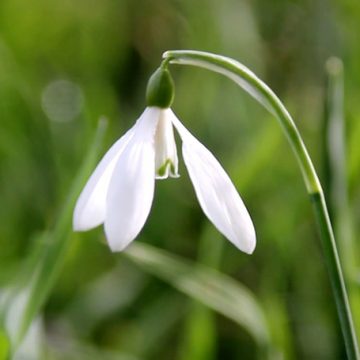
(42, 80), (84, 123)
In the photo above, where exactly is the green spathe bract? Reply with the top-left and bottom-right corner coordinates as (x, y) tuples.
(146, 66), (175, 108)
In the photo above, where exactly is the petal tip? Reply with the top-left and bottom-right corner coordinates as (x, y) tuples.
(230, 227), (256, 254)
(72, 207), (102, 232)
(72, 220), (96, 232)
(105, 233), (134, 253)
(72, 223), (82, 232)
(72, 212), (83, 232)
(104, 221), (138, 253)
(243, 240), (256, 255)
(241, 227), (256, 255)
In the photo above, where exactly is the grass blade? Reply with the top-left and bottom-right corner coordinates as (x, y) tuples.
(124, 242), (271, 350)
(4, 118), (108, 351)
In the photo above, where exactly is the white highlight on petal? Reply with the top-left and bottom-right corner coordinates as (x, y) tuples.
(73, 125), (135, 231)
(154, 109), (179, 179)
(104, 107), (160, 252)
(170, 111), (256, 254)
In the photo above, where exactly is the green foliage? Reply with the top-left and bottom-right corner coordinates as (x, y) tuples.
(0, 329), (10, 359)
(125, 242), (270, 347)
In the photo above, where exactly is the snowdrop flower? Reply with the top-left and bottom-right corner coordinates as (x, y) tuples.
(73, 66), (256, 254)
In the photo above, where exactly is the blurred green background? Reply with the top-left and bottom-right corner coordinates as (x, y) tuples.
(0, 0), (360, 359)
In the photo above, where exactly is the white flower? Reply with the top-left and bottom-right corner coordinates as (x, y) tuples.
(73, 107), (256, 254)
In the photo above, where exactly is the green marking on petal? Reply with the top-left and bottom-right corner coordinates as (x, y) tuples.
(170, 162), (175, 174)
(157, 159), (174, 177)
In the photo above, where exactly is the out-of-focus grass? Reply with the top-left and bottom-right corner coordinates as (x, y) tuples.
(0, 0), (359, 359)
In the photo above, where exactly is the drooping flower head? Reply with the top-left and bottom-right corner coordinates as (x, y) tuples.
(73, 64), (256, 254)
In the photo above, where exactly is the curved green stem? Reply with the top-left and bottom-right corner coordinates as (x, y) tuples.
(163, 50), (359, 359)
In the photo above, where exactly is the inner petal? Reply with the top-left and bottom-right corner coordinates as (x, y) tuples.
(154, 109), (179, 179)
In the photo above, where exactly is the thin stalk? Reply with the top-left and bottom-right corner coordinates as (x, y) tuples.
(179, 226), (223, 360)
(162, 50), (359, 359)
(324, 57), (360, 342)
(9, 118), (108, 350)
(324, 57), (357, 280)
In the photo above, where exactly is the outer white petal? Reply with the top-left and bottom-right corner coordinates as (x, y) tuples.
(170, 110), (256, 254)
(73, 125), (135, 231)
(154, 110), (179, 179)
(104, 107), (160, 251)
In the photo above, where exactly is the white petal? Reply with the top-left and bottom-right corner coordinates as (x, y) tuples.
(104, 107), (160, 251)
(73, 125), (135, 231)
(154, 109), (179, 179)
(171, 111), (256, 254)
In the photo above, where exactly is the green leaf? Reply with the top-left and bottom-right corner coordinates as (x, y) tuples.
(124, 242), (270, 348)
(4, 118), (108, 350)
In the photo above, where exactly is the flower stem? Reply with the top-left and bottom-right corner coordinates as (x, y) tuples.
(163, 50), (359, 359)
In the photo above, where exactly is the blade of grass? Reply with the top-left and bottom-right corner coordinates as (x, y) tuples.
(324, 57), (360, 340)
(5, 117), (108, 351)
(324, 58), (357, 279)
(178, 226), (223, 360)
(0, 328), (10, 359)
(124, 242), (271, 353)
